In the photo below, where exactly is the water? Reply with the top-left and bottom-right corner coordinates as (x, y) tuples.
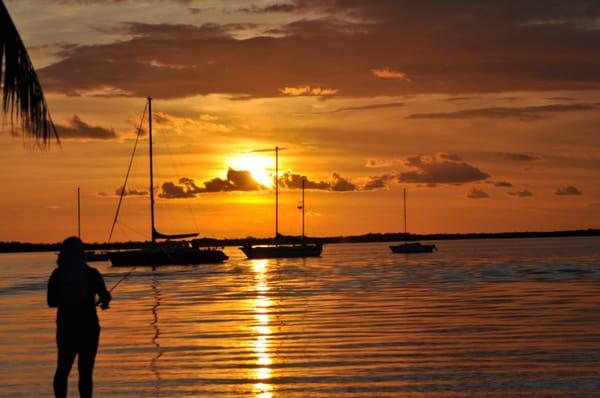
(1, 237), (599, 397)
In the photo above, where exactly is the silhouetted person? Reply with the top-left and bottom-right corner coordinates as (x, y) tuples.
(47, 237), (111, 398)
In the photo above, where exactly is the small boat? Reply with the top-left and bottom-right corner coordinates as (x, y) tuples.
(389, 188), (437, 254)
(241, 243), (323, 259)
(240, 149), (322, 259)
(106, 97), (228, 267)
(390, 242), (436, 253)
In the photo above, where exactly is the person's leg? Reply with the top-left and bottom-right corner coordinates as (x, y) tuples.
(53, 329), (77, 398)
(78, 326), (99, 398)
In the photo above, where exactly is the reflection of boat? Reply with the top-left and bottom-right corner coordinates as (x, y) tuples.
(150, 270), (162, 395)
(107, 98), (228, 267)
(390, 188), (437, 254)
(240, 147), (322, 259)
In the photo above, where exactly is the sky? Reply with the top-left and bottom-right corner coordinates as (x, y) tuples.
(1, 0), (599, 243)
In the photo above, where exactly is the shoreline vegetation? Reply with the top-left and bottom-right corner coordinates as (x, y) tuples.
(0, 229), (598, 253)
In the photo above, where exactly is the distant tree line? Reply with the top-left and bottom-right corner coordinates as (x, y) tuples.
(1, 229), (598, 253)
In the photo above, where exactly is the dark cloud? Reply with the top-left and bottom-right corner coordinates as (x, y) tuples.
(316, 101), (405, 114)
(55, 115), (117, 139)
(159, 169), (365, 198)
(363, 174), (394, 190)
(398, 153), (489, 184)
(444, 96), (481, 102)
(115, 186), (147, 196)
(467, 189), (490, 199)
(330, 172), (358, 191)
(508, 190), (533, 197)
(407, 104), (599, 121)
(159, 170), (264, 199)
(365, 158), (393, 168)
(160, 180), (198, 199)
(279, 172), (330, 190)
(239, 3), (299, 13)
(58, 0), (192, 3)
(203, 169), (264, 192)
(493, 181), (513, 187)
(279, 171), (385, 191)
(546, 96), (575, 101)
(555, 186), (582, 196)
(38, 1), (600, 99)
(439, 153), (462, 161)
(495, 152), (540, 161)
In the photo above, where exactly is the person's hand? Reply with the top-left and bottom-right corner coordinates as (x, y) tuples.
(100, 300), (110, 310)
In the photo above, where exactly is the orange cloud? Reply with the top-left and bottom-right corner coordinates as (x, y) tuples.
(279, 86), (338, 96)
(371, 67), (410, 81)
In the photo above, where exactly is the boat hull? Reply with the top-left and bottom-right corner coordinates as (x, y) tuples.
(390, 243), (437, 253)
(240, 244), (322, 259)
(85, 251), (108, 262)
(107, 247), (228, 266)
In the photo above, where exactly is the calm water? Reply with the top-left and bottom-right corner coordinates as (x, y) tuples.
(1, 238), (600, 397)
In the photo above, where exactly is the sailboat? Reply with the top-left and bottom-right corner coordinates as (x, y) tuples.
(389, 188), (437, 254)
(240, 147), (323, 259)
(106, 98), (228, 266)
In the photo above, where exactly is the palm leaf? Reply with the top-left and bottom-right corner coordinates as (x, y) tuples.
(1, 1), (58, 147)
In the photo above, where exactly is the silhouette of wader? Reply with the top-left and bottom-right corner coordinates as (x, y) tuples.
(48, 246), (111, 398)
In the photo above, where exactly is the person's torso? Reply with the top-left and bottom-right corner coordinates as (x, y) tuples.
(55, 266), (99, 325)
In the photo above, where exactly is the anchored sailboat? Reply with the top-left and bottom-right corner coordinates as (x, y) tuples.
(389, 188), (436, 254)
(106, 98), (228, 266)
(240, 147), (322, 259)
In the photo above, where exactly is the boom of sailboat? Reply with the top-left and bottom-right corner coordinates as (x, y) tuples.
(87, 98), (435, 266)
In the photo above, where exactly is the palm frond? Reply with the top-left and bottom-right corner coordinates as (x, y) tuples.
(1, 1), (58, 147)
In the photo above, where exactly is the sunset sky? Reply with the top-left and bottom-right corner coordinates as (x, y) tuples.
(2, 0), (599, 243)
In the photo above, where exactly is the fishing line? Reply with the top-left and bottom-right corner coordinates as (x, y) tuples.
(96, 265), (136, 307)
(108, 265), (137, 294)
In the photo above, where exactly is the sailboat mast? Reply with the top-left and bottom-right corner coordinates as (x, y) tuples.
(275, 146), (279, 245)
(77, 187), (81, 238)
(302, 176), (305, 241)
(148, 97), (156, 244)
(403, 187), (407, 243)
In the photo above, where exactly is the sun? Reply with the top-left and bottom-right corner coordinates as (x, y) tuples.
(229, 154), (274, 187)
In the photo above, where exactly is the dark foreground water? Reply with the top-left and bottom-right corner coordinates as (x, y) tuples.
(1, 237), (599, 397)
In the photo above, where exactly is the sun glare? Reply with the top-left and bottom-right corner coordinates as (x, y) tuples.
(229, 154), (274, 187)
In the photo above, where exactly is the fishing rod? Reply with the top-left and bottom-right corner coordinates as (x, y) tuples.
(96, 265), (136, 307)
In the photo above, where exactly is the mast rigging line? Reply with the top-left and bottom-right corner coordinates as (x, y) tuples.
(107, 103), (148, 243)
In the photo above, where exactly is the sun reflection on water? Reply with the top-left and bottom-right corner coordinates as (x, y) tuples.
(251, 259), (273, 397)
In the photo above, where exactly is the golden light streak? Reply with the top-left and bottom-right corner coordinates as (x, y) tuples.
(250, 259), (274, 397)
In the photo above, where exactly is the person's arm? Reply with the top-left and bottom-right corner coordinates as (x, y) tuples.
(92, 268), (112, 310)
(47, 269), (59, 307)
